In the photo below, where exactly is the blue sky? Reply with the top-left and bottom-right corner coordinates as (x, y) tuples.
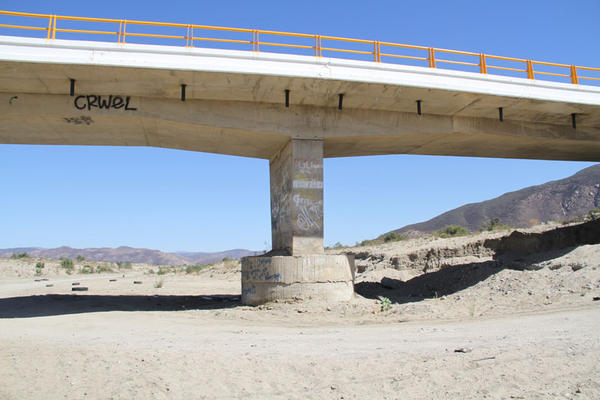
(0, 1), (598, 252)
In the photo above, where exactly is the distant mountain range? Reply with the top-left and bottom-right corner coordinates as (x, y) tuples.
(0, 246), (258, 265)
(388, 164), (600, 236)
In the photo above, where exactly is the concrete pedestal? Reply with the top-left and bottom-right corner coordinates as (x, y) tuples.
(241, 254), (355, 305)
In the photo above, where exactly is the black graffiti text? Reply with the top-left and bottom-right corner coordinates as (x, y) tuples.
(74, 95), (137, 111)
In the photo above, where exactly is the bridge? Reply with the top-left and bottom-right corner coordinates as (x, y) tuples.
(1, 11), (600, 304)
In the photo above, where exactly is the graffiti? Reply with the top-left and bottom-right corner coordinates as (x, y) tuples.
(64, 116), (94, 125)
(295, 196), (323, 232)
(294, 158), (321, 171)
(242, 267), (281, 281)
(242, 284), (256, 296)
(292, 157), (323, 232)
(8, 95), (18, 105)
(74, 95), (137, 111)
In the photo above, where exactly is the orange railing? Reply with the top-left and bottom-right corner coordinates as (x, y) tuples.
(1, 10), (599, 86)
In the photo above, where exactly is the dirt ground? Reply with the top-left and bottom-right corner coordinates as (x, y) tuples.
(1, 224), (599, 399)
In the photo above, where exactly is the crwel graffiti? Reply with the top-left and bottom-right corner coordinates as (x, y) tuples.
(242, 267), (281, 281)
(74, 95), (137, 111)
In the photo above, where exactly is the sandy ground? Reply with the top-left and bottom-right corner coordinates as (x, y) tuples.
(1, 228), (600, 399)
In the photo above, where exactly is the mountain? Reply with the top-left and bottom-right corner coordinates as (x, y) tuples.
(389, 164), (600, 235)
(0, 246), (258, 265)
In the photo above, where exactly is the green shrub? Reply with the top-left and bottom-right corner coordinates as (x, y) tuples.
(95, 265), (114, 273)
(157, 266), (170, 275)
(60, 258), (74, 274)
(357, 239), (378, 247)
(435, 225), (470, 238)
(116, 261), (132, 269)
(154, 280), (164, 289)
(10, 252), (29, 259)
(481, 218), (510, 232)
(80, 265), (93, 274)
(383, 232), (406, 243)
(35, 262), (45, 276)
(185, 264), (208, 274)
(378, 296), (392, 312)
(76, 255), (85, 262)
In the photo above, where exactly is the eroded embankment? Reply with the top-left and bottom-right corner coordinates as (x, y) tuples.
(335, 219), (600, 274)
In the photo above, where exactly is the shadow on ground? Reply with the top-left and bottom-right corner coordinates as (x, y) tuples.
(0, 294), (241, 318)
(356, 218), (600, 305)
(355, 261), (501, 304)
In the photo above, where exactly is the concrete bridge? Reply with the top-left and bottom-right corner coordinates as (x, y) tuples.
(1, 11), (600, 304)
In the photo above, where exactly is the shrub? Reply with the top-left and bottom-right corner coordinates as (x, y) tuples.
(157, 267), (170, 275)
(378, 296), (392, 312)
(357, 239), (378, 247)
(76, 255), (85, 262)
(60, 258), (74, 274)
(35, 262), (45, 276)
(383, 232), (405, 243)
(95, 265), (114, 273)
(435, 225), (470, 238)
(481, 218), (510, 232)
(10, 252), (29, 259)
(186, 264), (208, 274)
(80, 265), (93, 274)
(116, 261), (132, 269)
(154, 280), (164, 289)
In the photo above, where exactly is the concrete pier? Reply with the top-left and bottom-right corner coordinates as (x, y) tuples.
(270, 139), (324, 256)
(241, 139), (355, 305)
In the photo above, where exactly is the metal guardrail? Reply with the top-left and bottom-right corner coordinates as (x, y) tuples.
(1, 10), (599, 86)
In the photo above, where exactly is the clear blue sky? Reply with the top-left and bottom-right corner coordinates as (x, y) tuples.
(0, 1), (598, 252)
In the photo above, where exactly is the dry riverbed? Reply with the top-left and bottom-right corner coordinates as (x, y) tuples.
(1, 224), (599, 399)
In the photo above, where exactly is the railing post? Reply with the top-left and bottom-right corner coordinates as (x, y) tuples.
(526, 60), (535, 79)
(252, 30), (260, 52)
(570, 65), (579, 84)
(186, 25), (191, 47)
(374, 41), (381, 62)
(428, 48), (436, 68)
(51, 15), (56, 39)
(479, 53), (487, 74)
(121, 21), (127, 43)
(46, 15), (54, 39)
(315, 35), (322, 57)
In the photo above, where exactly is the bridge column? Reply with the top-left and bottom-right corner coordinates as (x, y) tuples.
(270, 138), (324, 255)
(241, 139), (355, 305)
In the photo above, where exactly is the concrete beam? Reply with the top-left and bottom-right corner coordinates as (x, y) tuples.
(2, 93), (599, 161)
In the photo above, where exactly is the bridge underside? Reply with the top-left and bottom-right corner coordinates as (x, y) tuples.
(2, 92), (600, 161)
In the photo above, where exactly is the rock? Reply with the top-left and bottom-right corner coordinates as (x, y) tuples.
(72, 282), (80, 286)
(72, 287), (88, 291)
(133, 281), (142, 284)
(454, 347), (473, 353)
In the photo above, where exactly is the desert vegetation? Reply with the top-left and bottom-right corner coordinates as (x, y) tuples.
(434, 224), (470, 238)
